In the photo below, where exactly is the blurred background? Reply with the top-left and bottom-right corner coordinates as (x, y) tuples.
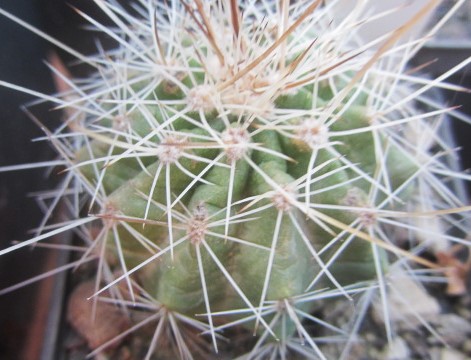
(0, 1), (469, 359)
(0, 1), (108, 358)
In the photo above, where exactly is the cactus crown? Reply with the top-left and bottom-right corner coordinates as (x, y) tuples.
(1, 0), (470, 359)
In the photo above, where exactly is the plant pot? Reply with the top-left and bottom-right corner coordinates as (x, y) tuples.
(1, 2), (471, 359)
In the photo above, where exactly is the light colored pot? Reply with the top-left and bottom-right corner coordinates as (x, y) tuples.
(329, 0), (437, 42)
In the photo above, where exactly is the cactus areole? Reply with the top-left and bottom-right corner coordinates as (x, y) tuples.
(1, 0), (470, 359)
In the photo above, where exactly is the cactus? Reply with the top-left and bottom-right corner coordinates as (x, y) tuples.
(1, 0), (471, 359)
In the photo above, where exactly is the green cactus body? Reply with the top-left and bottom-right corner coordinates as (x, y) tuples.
(54, 2), (442, 354)
(1, 0), (470, 359)
(83, 56), (394, 334)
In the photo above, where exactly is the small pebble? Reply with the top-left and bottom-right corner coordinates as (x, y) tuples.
(67, 280), (131, 352)
(384, 337), (410, 360)
(463, 339), (471, 355)
(432, 314), (471, 348)
(372, 269), (440, 328)
(440, 348), (468, 360)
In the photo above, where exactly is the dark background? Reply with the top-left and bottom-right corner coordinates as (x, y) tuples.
(0, 1), (469, 359)
(0, 1), (108, 358)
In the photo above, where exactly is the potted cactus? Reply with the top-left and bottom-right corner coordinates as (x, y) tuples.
(1, 0), (470, 359)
